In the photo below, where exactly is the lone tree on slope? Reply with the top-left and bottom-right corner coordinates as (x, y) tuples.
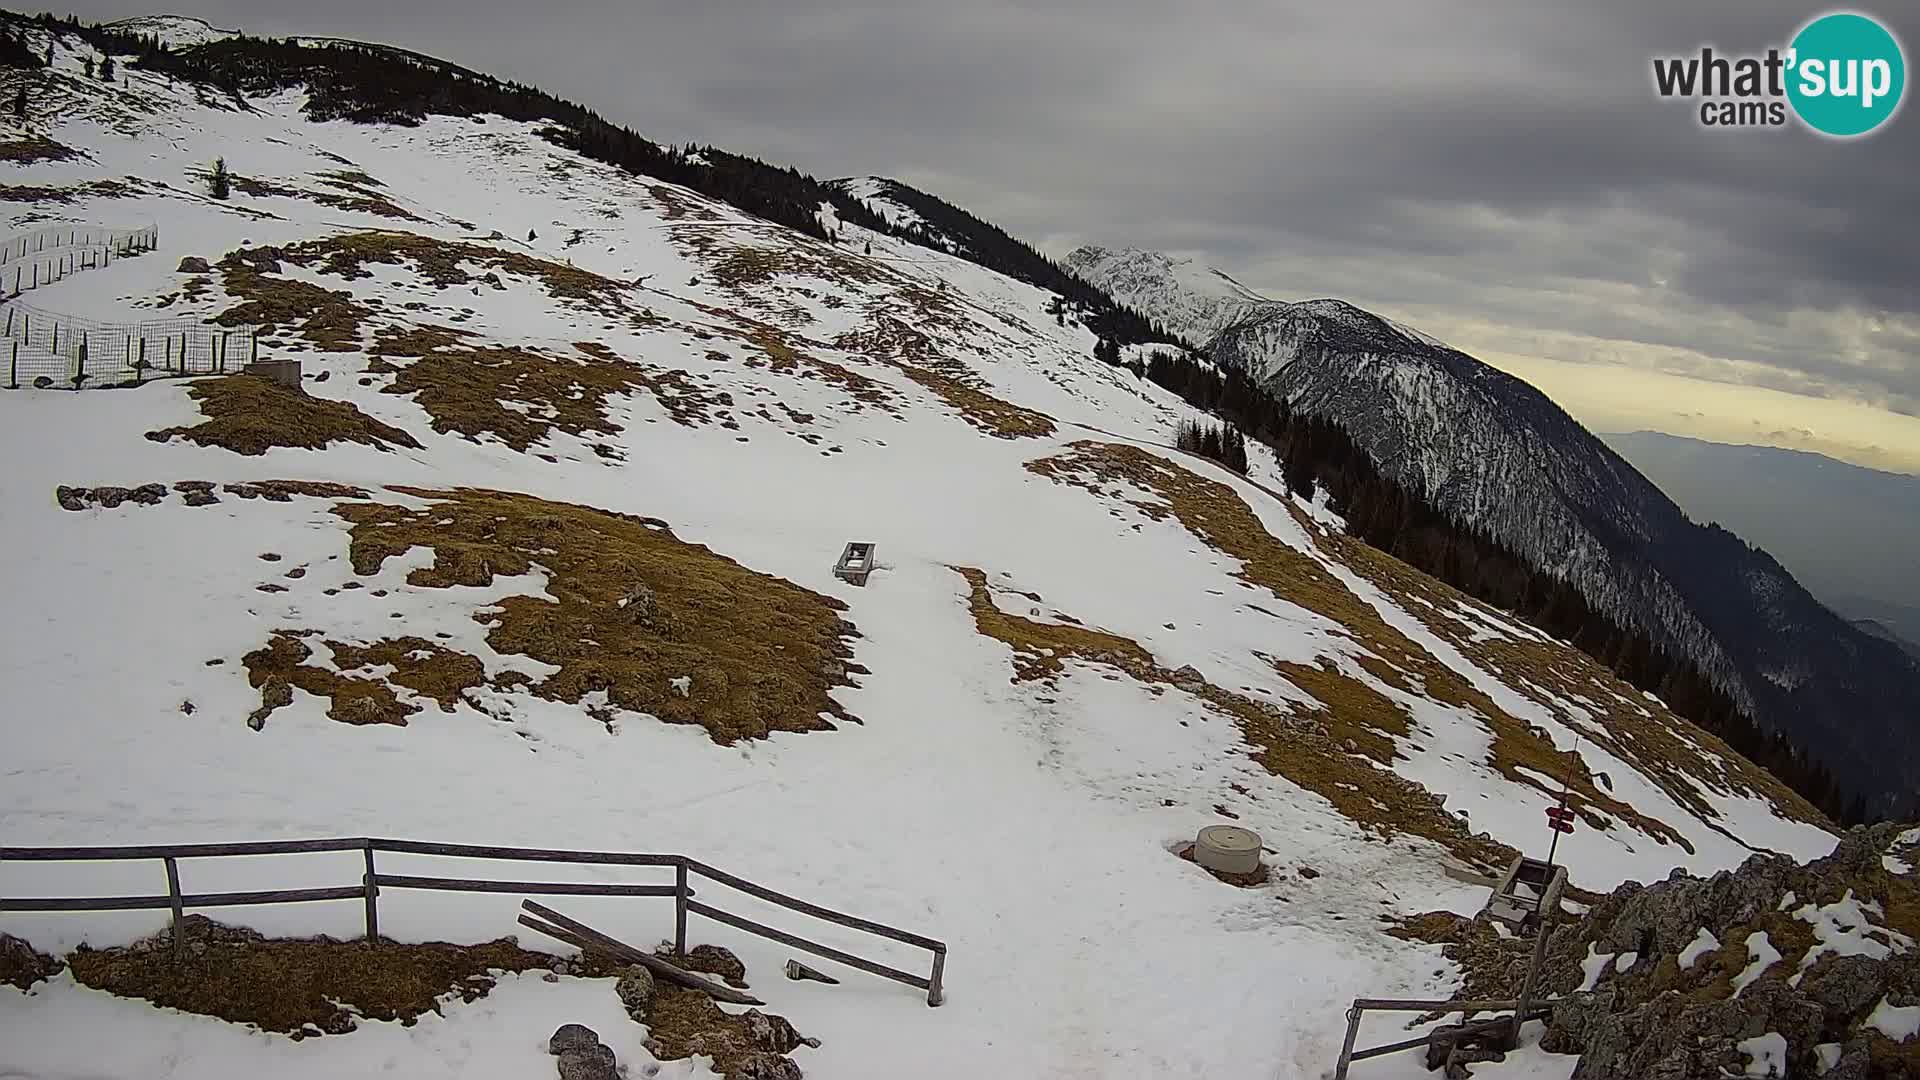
(209, 157), (231, 200)
(99, 54), (114, 81)
(82, 54), (93, 78)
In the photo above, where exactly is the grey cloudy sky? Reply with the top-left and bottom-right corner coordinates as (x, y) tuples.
(67, 0), (1920, 469)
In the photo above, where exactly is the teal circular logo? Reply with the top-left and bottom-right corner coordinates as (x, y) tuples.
(1787, 12), (1905, 137)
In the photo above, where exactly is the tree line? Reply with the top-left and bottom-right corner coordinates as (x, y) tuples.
(1135, 347), (1866, 825)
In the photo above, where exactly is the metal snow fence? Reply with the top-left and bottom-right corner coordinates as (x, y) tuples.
(0, 224), (158, 269)
(1, 299), (261, 390)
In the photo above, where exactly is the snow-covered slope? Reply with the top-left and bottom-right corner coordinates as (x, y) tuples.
(0, 21), (1844, 1080)
(1067, 244), (1920, 821)
(1064, 245), (1267, 345)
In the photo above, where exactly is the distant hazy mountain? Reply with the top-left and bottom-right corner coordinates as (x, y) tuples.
(1854, 619), (1920, 660)
(1603, 431), (1920, 647)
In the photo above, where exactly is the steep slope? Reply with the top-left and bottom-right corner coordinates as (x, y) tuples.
(1069, 246), (1920, 820)
(0, 17), (1859, 1080)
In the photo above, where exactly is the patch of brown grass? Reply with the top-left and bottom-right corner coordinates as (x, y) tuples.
(0, 135), (78, 163)
(230, 174), (421, 222)
(691, 303), (897, 414)
(243, 632), (419, 729)
(335, 487), (861, 743)
(367, 326), (722, 452)
(1385, 910), (1472, 945)
(286, 232), (641, 320)
(836, 315), (1054, 439)
(1329, 534), (1828, 831)
(327, 637), (488, 712)
(953, 563), (1513, 870)
(216, 247), (372, 351)
(0, 183), (74, 203)
(0, 933), (63, 990)
(1024, 442), (1693, 857)
(65, 915), (550, 1036)
(145, 375), (422, 456)
(316, 169), (384, 189)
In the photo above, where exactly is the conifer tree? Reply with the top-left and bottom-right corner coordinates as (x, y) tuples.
(209, 157), (230, 200)
(99, 54), (114, 81)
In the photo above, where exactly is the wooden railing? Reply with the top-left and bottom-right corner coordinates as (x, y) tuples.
(0, 837), (947, 1006)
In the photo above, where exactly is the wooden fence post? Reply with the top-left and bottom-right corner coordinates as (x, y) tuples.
(927, 949), (946, 1006)
(8, 342), (16, 389)
(674, 861), (689, 956)
(251, 330), (259, 364)
(164, 856), (185, 964)
(362, 842), (379, 942)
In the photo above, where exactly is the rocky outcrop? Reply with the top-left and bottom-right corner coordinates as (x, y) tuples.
(1417, 824), (1920, 1078)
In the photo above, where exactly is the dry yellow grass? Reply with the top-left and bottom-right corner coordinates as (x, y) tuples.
(952, 564), (1514, 870)
(1327, 531), (1828, 830)
(835, 315), (1055, 439)
(0, 135), (77, 163)
(1024, 441), (1696, 854)
(66, 916), (550, 1037)
(145, 375), (422, 456)
(230, 174), (422, 222)
(335, 487), (861, 743)
(216, 247), (372, 352)
(364, 326), (727, 452)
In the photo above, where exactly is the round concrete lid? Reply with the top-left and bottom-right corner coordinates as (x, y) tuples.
(1197, 824), (1262, 853)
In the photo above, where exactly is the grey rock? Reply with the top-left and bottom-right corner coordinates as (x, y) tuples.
(92, 486), (131, 509)
(616, 965), (656, 1018)
(55, 486), (89, 511)
(131, 483), (168, 505)
(176, 256), (211, 273)
(727, 1053), (804, 1080)
(548, 1023), (601, 1056)
(556, 1044), (618, 1080)
(182, 490), (220, 507)
(742, 1009), (818, 1053)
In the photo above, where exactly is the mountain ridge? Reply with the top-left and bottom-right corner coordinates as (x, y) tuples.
(1069, 244), (1920, 819)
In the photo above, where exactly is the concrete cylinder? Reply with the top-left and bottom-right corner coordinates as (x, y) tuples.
(1194, 825), (1262, 875)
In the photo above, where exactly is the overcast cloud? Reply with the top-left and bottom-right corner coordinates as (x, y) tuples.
(64, 0), (1920, 465)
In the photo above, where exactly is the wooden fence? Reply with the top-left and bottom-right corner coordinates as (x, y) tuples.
(0, 837), (947, 1006)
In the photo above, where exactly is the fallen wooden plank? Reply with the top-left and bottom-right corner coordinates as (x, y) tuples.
(519, 901), (764, 1006)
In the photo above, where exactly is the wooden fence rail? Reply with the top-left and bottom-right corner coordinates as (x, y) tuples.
(0, 837), (947, 1005)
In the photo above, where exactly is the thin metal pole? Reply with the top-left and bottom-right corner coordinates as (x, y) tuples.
(8, 341), (16, 389)
(164, 857), (185, 963)
(927, 948), (946, 1007)
(362, 842), (379, 942)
